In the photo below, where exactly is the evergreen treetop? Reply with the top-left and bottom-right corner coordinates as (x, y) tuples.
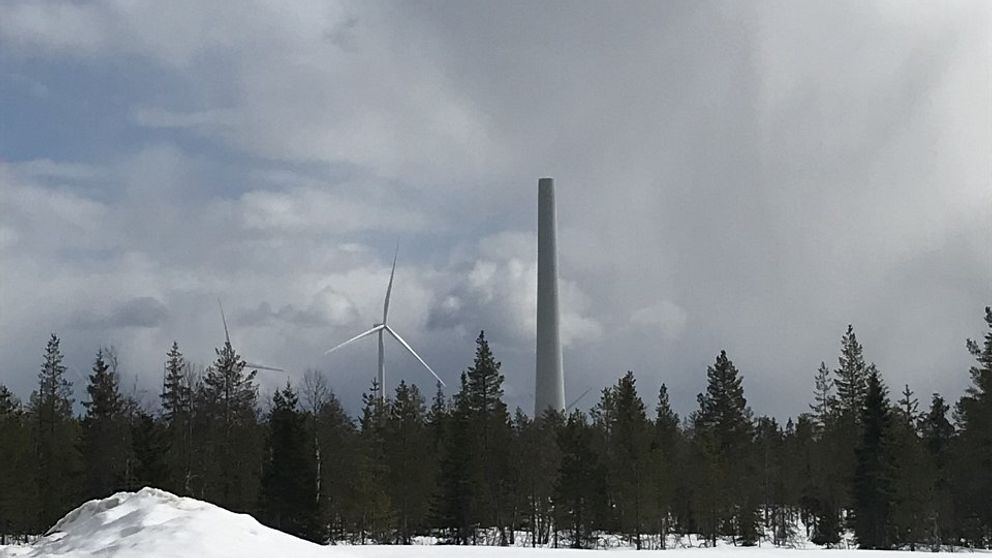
(83, 349), (122, 421)
(33, 333), (74, 419)
(835, 325), (869, 419)
(695, 350), (753, 443)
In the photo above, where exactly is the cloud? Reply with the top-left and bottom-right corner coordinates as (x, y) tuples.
(71, 296), (169, 329)
(429, 232), (602, 348)
(0, 1), (988, 418)
(630, 301), (688, 342)
(131, 107), (238, 133)
(235, 294), (357, 329)
(238, 186), (435, 235)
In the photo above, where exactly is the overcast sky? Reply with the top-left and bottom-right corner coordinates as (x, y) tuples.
(1, 1), (989, 419)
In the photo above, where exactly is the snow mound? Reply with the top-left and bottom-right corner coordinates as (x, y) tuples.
(0, 487), (354, 558)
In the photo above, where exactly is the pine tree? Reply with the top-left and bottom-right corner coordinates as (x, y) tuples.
(260, 383), (320, 541)
(80, 349), (129, 499)
(852, 368), (895, 549)
(954, 306), (992, 544)
(30, 334), (80, 528)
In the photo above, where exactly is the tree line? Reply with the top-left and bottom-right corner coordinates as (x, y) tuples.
(1, 307), (990, 550)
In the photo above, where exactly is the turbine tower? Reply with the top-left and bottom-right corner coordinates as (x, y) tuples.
(324, 247), (445, 400)
(535, 177), (565, 416)
(217, 299), (284, 372)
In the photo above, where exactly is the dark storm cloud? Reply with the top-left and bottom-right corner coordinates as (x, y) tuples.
(237, 302), (334, 329)
(71, 296), (169, 329)
(0, 1), (988, 416)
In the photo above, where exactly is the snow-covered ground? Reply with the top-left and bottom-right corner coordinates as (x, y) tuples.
(0, 489), (969, 558)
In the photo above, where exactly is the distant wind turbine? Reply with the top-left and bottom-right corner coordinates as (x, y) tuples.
(324, 246), (445, 400)
(217, 299), (284, 373)
(567, 387), (593, 412)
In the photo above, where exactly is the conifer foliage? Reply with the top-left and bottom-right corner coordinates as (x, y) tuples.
(80, 349), (129, 501)
(852, 368), (894, 549)
(260, 383), (319, 541)
(1, 310), (992, 549)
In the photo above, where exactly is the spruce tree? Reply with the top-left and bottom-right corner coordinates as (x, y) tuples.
(810, 362), (836, 428)
(437, 331), (513, 544)
(691, 350), (758, 546)
(513, 408), (561, 547)
(553, 410), (605, 548)
(30, 333), (80, 528)
(954, 306), (992, 544)
(919, 393), (955, 548)
(160, 342), (195, 495)
(652, 383), (681, 546)
(199, 339), (261, 512)
(806, 361), (844, 546)
(311, 388), (358, 542)
(385, 381), (434, 543)
(595, 371), (653, 548)
(835, 325), (869, 419)
(81, 349), (129, 499)
(355, 379), (391, 542)
(852, 368), (895, 549)
(260, 383), (319, 541)
(828, 325), (875, 533)
(889, 384), (930, 549)
(129, 408), (169, 491)
(0, 386), (37, 541)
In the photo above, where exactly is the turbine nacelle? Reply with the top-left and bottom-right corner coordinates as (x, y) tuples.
(324, 245), (445, 399)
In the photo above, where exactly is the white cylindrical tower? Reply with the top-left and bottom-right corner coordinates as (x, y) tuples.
(535, 177), (566, 416)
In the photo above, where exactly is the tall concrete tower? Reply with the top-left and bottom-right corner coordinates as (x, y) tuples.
(535, 177), (566, 416)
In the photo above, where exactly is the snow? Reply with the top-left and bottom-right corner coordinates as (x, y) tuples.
(0, 488), (353, 558)
(0, 488), (969, 558)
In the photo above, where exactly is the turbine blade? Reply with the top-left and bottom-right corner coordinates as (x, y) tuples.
(324, 325), (384, 355)
(384, 325), (445, 387)
(218, 299), (231, 345)
(383, 243), (398, 324)
(245, 362), (285, 373)
(567, 387), (593, 411)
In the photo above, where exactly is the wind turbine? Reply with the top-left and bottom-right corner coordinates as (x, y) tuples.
(217, 299), (284, 373)
(324, 247), (445, 400)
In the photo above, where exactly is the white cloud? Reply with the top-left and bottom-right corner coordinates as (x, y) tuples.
(1, 0), (502, 181)
(630, 300), (688, 342)
(238, 186), (434, 235)
(0, 1), (988, 417)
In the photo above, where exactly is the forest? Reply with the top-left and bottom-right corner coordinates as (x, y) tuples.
(0, 307), (990, 550)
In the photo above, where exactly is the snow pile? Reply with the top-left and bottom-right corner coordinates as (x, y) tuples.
(0, 489), (949, 557)
(0, 488), (353, 558)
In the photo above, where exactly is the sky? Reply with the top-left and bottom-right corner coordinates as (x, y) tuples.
(1, 1), (989, 419)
